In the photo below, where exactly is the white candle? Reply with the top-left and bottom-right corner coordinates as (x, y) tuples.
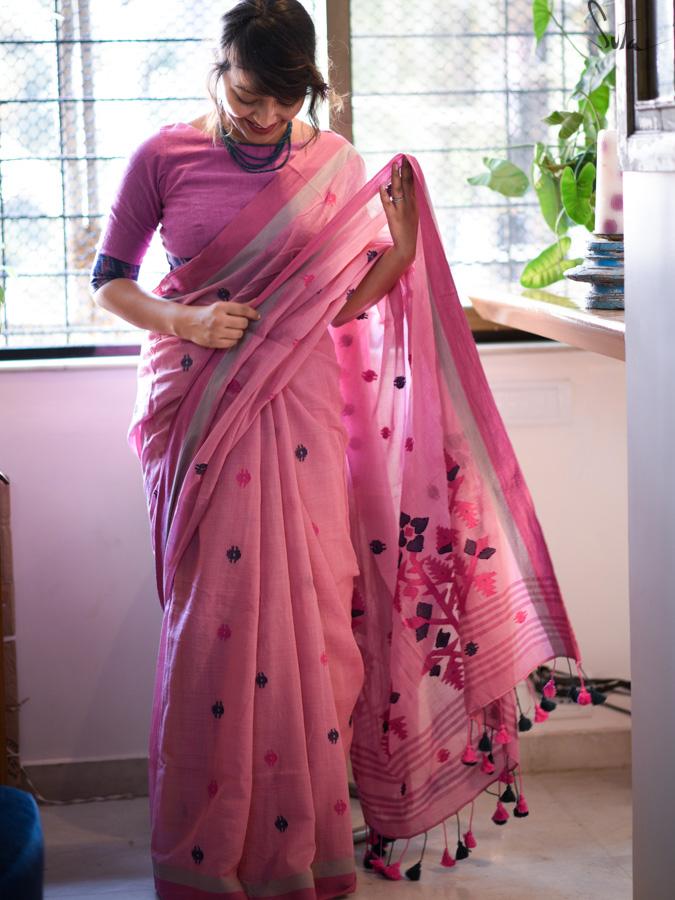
(594, 128), (623, 235)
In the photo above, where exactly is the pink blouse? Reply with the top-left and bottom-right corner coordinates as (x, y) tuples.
(98, 122), (315, 266)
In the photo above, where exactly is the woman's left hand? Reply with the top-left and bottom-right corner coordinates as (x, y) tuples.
(379, 156), (419, 265)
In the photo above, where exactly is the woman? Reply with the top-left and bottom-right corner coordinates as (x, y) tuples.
(91, 2), (582, 898)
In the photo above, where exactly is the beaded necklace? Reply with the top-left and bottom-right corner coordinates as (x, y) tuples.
(219, 119), (293, 173)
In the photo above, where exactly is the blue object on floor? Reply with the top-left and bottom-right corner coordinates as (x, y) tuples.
(0, 785), (44, 900)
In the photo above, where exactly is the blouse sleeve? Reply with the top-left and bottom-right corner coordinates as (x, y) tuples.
(89, 129), (165, 290)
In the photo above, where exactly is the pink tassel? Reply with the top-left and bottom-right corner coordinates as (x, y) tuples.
(534, 704), (549, 723)
(495, 724), (510, 745)
(543, 677), (557, 698)
(577, 664), (591, 705)
(440, 848), (456, 867)
(492, 801), (509, 825)
(382, 861), (402, 880)
(499, 767), (515, 784)
(461, 744), (478, 765)
(463, 829), (477, 849)
(480, 752), (495, 774)
(514, 795), (529, 817)
(370, 856), (387, 873)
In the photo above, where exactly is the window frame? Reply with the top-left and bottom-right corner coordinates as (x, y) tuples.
(616, 0), (675, 172)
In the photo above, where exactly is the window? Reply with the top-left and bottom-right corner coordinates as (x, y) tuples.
(347, 1), (600, 299)
(1, 0), (595, 353)
(617, 0), (675, 172)
(0, 0), (324, 352)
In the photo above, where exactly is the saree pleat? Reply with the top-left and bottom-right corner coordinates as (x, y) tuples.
(129, 130), (581, 897)
(147, 327), (364, 897)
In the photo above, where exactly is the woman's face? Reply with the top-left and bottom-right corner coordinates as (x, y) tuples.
(219, 64), (305, 143)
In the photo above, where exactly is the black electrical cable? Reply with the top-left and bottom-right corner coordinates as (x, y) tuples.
(528, 665), (632, 716)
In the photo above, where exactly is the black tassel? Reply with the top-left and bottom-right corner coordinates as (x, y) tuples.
(500, 784), (516, 803)
(478, 730), (492, 752)
(455, 840), (470, 860)
(568, 685), (579, 702)
(518, 713), (533, 732)
(590, 688), (607, 705)
(404, 830), (427, 880)
(404, 860), (422, 880)
(540, 696), (557, 713)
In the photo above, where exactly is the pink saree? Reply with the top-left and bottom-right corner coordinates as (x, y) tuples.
(128, 130), (581, 899)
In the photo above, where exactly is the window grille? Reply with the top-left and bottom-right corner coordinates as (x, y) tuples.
(1, 0), (597, 351)
(0, 0), (322, 350)
(350, 0), (600, 295)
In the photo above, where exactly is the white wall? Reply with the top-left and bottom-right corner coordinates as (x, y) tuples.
(624, 169), (675, 899)
(0, 343), (629, 766)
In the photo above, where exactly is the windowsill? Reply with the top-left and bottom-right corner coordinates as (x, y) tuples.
(0, 340), (583, 374)
(0, 355), (141, 373)
(467, 280), (625, 362)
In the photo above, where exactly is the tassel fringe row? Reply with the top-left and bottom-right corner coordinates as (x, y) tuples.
(362, 662), (603, 880)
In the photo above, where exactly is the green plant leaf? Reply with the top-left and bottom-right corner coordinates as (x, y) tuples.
(533, 140), (557, 173)
(558, 111), (584, 140)
(571, 53), (616, 101)
(587, 82), (610, 118)
(560, 162), (596, 227)
(0, 285), (4, 307)
(582, 105), (599, 145)
(534, 167), (565, 234)
(466, 157), (530, 197)
(519, 237), (582, 288)
(532, 0), (551, 43)
(543, 110), (565, 125)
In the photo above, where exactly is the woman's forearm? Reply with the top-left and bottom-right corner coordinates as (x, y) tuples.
(93, 278), (188, 336)
(94, 244), (411, 336)
(330, 246), (413, 327)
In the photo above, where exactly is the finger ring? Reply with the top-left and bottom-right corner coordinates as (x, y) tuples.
(391, 195), (404, 203)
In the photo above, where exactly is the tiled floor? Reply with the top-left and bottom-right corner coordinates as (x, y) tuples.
(40, 767), (631, 899)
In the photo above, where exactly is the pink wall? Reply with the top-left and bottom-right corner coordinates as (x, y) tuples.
(0, 345), (629, 765)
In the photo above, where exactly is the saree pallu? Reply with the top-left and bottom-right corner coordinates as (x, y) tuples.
(128, 131), (581, 899)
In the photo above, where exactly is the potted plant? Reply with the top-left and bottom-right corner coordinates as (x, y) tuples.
(467, 0), (616, 288)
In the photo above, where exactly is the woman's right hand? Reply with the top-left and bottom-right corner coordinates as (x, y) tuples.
(175, 300), (262, 349)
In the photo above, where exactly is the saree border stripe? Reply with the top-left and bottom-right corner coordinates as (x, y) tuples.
(163, 143), (356, 532)
(155, 137), (354, 297)
(154, 862), (246, 893)
(428, 260), (576, 660)
(349, 702), (470, 773)
(154, 860), (356, 896)
(198, 142), (356, 290)
(426, 275), (537, 589)
(350, 614), (566, 774)
(414, 161), (579, 660)
(462, 580), (566, 632)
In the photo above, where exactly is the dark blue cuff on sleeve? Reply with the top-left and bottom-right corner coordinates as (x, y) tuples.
(90, 253), (141, 291)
